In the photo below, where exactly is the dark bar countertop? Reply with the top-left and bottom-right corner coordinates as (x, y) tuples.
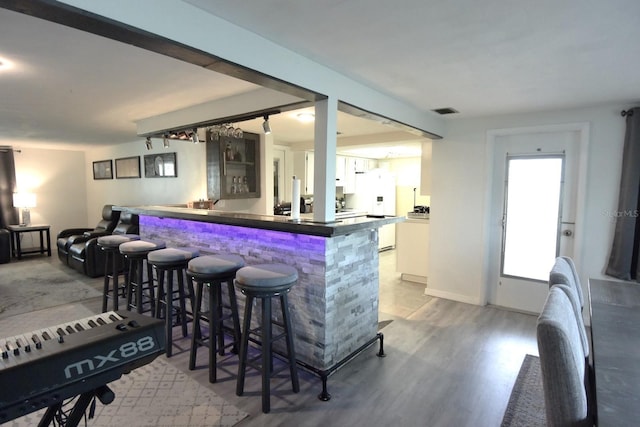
(115, 205), (403, 237)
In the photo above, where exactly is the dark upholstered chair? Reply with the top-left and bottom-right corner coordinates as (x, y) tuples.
(57, 205), (120, 266)
(67, 212), (139, 277)
(537, 287), (593, 427)
(0, 228), (10, 264)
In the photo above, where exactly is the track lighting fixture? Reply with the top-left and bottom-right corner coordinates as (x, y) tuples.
(191, 128), (199, 144)
(145, 136), (152, 150)
(163, 134), (170, 148)
(262, 115), (272, 135)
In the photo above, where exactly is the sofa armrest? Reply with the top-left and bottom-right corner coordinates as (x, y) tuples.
(57, 228), (92, 239)
(66, 231), (107, 246)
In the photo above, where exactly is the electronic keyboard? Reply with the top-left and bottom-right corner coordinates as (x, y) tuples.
(0, 310), (165, 424)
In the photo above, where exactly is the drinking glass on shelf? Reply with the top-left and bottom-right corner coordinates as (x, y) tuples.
(233, 126), (244, 139)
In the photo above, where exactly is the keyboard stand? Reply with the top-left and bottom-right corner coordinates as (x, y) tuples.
(38, 385), (114, 427)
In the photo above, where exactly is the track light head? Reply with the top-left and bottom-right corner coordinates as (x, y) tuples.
(145, 136), (153, 150)
(262, 115), (271, 135)
(191, 128), (199, 144)
(163, 134), (170, 148)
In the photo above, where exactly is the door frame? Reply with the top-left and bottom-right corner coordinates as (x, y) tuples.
(481, 122), (590, 308)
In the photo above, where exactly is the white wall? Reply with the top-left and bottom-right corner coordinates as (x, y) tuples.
(429, 104), (627, 306)
(13, 146), (88, 240)
(82, 134), (274, 222)
(83, 138), (207, 222)
(388, 157), (430, 216)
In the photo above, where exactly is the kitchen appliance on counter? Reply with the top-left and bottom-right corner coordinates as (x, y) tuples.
(274, 197), (310, 216)
(408, 188), (430, 219)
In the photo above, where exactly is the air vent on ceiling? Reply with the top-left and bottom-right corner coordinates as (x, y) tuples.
(432, 107), (459, 115)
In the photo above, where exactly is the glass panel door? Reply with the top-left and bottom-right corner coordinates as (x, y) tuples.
(501, 156), (564, 281)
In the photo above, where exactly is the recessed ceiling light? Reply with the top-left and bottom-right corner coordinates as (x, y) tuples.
(296, 112), (315, 123)
(0, 57), (14, 72)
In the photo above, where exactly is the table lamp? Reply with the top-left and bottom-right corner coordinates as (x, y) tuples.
(13, 192), (36, 226)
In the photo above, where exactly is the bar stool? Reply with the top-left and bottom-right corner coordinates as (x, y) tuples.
(186, 254), (245, 383)
(234, 263), (300, 413)
(119, 239), (166, 315)
(97, 234), (140, 312)
(148, 247), (200, 357)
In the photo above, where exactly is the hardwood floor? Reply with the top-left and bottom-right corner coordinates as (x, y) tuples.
(170, 250), (539, 426)
(0, 251), (539, 426)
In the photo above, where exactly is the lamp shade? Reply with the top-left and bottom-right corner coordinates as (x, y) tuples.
(13, 192), (36, 208)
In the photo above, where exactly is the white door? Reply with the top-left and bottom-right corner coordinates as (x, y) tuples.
(487, 126), (583, 313)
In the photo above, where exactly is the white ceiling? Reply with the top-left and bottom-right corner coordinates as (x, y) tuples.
(1, 1), (639, 157)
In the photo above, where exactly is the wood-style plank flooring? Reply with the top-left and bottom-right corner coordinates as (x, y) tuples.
(0, 250), (539, 426)
(171, 250), (539, 426)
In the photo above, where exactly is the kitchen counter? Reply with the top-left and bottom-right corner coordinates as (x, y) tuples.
(396, 217), (429, 284)
(114, 205), (403, 374)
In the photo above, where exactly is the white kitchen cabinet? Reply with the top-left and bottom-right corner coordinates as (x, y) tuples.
(396, 219), (429, 284)
(293, 151), (314, 194)
(336, 155), (346, 186)
(343, 157), (373, 193)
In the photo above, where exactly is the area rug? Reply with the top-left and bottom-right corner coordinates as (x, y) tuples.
(5, 357), (249, 427)
(501, 354), (546, 427)
(0, 260), (102, 319)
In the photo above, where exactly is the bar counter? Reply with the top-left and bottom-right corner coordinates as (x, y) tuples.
(116, 205), (403, 378)
(117, 204), (402, 237)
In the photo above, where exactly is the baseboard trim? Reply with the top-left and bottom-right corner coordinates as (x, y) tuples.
(400, 273), (428, 285)
(423, 287), (482, 305)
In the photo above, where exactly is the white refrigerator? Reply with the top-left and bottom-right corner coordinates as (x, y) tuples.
(346, 169), (396, 250)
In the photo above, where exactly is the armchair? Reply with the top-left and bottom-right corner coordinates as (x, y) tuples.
(0, 228), (10, 264)
(68, 212), (139, 277)
(57, 205), (120, 266)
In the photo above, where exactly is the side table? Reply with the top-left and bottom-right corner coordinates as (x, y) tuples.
(6, 224), (52, 260)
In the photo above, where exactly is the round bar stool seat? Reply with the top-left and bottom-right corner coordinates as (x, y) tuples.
(97, 234), (140, 313)
(187, 254), (245, 383)
(234, 263), (299, 413)
(119, 239), (166, 315)
(148, 247), (200, 357)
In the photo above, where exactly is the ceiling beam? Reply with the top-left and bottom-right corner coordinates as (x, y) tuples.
(0, 0), (324, 103)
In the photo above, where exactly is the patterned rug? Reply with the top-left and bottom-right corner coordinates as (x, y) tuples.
(501, 354), (546, 427)
(0, 261), (249, 427)
(4, 357), (248, 427)
(0, 259), (102, 319)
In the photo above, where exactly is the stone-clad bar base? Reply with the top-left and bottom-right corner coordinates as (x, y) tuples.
(139, 215), (380, 372)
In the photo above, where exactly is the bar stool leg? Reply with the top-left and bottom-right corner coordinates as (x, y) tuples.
(154, 266), (164, 320)
(165, 271), (174, 357)
(135, 259), (144, 313)
(227, 280), (242, 353)
(177, 271), (189, 338)
(101, 251), (111, 313)
(261, 297), (272, 413)
(189, 279), (204, 371)
(125, 257), (135, 311)
(146, 261), (156, 317)
(111, 250), (119, 311)
(210, 282), (221, 383)
(281, 293), (300, 392)
(236, 294), (254, 397)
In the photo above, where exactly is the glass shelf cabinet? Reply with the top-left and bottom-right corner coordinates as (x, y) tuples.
(206, 130), (260, 200)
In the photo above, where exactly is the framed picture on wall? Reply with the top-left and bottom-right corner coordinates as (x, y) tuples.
(144, 152), (177, 178)
(93, 160), (113, 180)
(115, 156), (141, 179)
